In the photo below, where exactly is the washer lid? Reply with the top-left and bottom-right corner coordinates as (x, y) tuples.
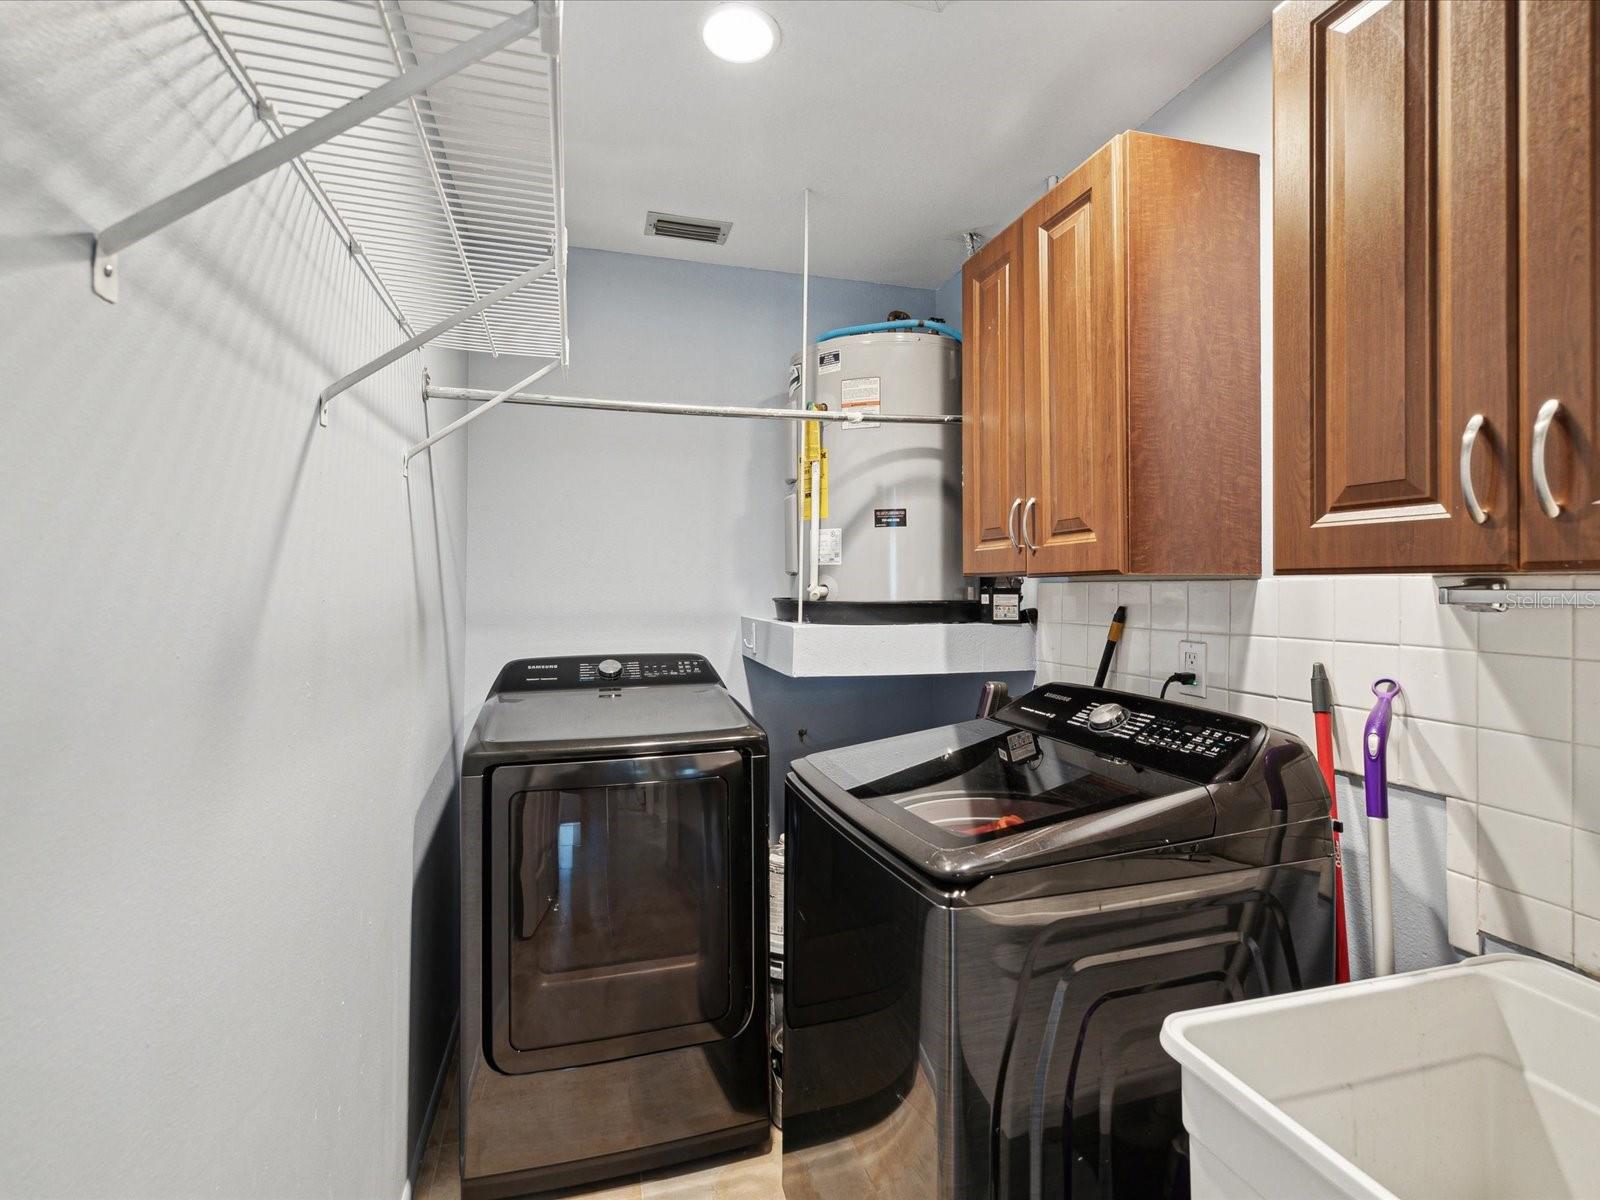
(793, 710), (1217, 884)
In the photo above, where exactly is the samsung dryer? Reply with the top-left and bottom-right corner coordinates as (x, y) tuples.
(782, 682), (1335, 1200)
(458, 655), (769, 1198)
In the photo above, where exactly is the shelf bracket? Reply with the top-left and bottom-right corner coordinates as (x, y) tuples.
(90, 2), (547, 302)
(318, 256), (553, 426)
(1437, 577), (1600, 612)
(403, 359), (560, 476)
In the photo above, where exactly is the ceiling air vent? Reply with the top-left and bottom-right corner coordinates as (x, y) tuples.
(645, 211), (732, 245)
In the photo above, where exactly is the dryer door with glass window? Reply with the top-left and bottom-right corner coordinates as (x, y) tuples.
(486, 749), (754, 1074)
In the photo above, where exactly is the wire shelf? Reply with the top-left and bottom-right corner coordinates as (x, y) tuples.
(201, 0), (565, 361)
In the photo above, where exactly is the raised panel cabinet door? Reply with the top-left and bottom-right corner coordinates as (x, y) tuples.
(1021, 141), (1126, 575)
(1520, 0), (1600, 568)
(1275, 0), (1517, 571)
(961, 222), (1027, 575)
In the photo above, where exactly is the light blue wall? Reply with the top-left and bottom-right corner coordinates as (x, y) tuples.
(463, 248), (937, 705)
(463, 248), (1020, 825)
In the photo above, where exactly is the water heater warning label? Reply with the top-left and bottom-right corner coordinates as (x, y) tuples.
(817, 350), (842, 375)
(817, 527), (842, 565)
(840, 376), (881, 429)
(874, 508), (907, 527)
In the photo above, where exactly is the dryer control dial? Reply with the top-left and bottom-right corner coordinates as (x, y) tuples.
(596, 658), (623, 681)
(1087, 702), (1129, 732)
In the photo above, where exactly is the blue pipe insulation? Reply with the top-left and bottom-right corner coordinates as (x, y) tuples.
(815, 318), (962, 343)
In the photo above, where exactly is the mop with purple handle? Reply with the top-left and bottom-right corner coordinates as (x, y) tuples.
(1364, 678), (1402, 977)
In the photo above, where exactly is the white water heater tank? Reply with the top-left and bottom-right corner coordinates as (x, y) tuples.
(793, 330), (964, 607)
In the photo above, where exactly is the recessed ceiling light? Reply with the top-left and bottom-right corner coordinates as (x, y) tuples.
(702, 3), (780, 64)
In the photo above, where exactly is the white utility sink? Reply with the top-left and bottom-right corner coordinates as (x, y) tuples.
(1161, 955), (1600, 1200)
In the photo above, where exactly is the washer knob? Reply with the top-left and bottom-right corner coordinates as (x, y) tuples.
(1087, 702), (1129, 732)
(596, 658), (623, 681)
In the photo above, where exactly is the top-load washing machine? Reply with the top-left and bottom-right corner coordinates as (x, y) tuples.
(782, 682), (1335, 1200)
(458, 655), (769, 1199)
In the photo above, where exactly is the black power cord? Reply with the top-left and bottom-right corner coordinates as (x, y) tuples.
(1160, 672), (1198, 699)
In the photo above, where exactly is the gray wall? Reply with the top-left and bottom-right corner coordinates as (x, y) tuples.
(1, 5), (469, 1197)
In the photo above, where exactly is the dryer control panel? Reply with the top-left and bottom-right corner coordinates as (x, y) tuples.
(491, 654), (721, 692)
(1000, 684), (1265, 783)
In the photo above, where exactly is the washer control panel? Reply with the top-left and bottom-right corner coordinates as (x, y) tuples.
(1002, 684), (1264, 782)
(492, 654), (720, 692)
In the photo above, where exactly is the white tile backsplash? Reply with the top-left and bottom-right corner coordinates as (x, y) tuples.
(1275, 638), (1333, 702)
(1061, 582), (1089, 625)
(1277, 577), (1336, 640)
(1334, 577), (1401, 643)
(1476, 807), (1570, 908)
(1478, 653), (1572, 741)
(1230, 579), (1278, 638)
(1446, 797), (1478, 876)
(1117, 627), (1152, 677)
(1117, 582), (1152, 628)
(1151, 581), (1188, 631)
(1230, 636), (1277, 697)
(1447, 870), (1478, 953)
(1230, 691), (1277, 725)
(1396, 645), (1477, 725)
(1186, 632), (1231, 693)
(1088, 582), (1118, 624)
(1577, 660), (1600, 748)
(1478, 880), (1572, 962)
(1149, 629), (1185, 678)
(1576, 830), (1600, 920)
(1332, 641), (1399, 707)
(1033, 573), (1600, 972)
(1056, 622), (1090, 668)
(1479, 600), (1575, 658)
(1477, 730), (1572, 824)
(1578, 915), (1600, 975)
(1576, 745), (1600, 834)
(1576, 605), (1600, 660)
(1399, 575), (1476, 650)
(1187, 581), (1231, 634)
(1278, 698), (1316, 749)
(1391, 716), (1477, 801)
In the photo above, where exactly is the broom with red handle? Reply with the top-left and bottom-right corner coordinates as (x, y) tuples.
(1311, 663), (1350, 983)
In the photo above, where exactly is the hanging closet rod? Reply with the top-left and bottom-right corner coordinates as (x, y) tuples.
(91, 1), (552, 302)
(404, 359), (560, 474)
(422, 385), (964, 426)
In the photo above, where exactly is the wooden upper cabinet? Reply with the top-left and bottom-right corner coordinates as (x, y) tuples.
(1274, 0), (1518, 572)
(1021, 142), (1126, 575)
(963, 131), (1261, 578)
(1520, 0), (1600, 568)
(961, 223), (1026, 575)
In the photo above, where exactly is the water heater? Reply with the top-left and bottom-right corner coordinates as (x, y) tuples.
(783, 328), (967, 622)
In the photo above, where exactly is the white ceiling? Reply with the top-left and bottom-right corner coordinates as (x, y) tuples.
(560, 0), (1274, 289)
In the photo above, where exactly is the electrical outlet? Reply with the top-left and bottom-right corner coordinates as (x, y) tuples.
(1178, 640), (1207, 698)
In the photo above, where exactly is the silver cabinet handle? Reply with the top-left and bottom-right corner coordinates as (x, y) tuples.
(1022, 497), (1038, 552)
(1459, 413), (1489, 525)
(1007, 497), (1022, 549)
(1532, 398), (1563, 519)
